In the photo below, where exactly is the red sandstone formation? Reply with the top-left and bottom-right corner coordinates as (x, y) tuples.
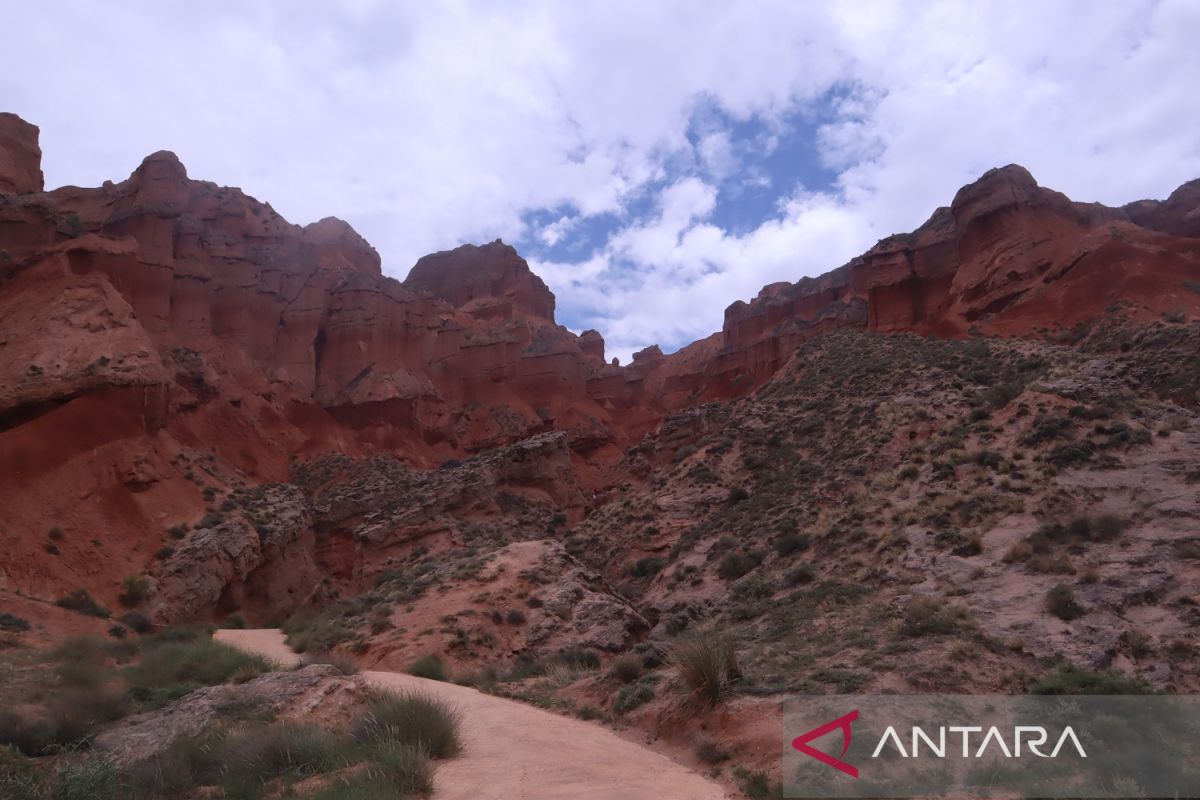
(0, 112), (1197, 625)
(714, 165), (1200, 391)
(0, 113), (43, 194)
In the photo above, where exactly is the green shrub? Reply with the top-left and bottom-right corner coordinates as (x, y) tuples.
(504, 609), (526, 625)
(220, 612), (246, 629)
(1045, 584), (1084, 620)
(1032, 665), (1153, 695)
(899, 597), (975, 637)
(407, 654), (449, 682)
(717, 551), (761, 581)
(353, 691), (460, 759)
(197, 512), (224, 529)
(609, 654), (642, 684)
(554, 648), (600, 671)
(734, 766), (780, 799)
(613, 683), (655, 714)
(696, 738), (730, 764)
(119, 611), (152, 634)
(119, 575), (151, 607)
(669, 634), (741, 706)
(773, 532), (809, 557)
(55, 589), (110, 619)
(0, 613), (30, 633)
(631, 556), (665, 578)
(784, 564), (816, 586)
(1046, 440), (1096, 467)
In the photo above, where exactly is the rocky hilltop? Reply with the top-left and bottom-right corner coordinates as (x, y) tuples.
(1, 112), (1199, 737)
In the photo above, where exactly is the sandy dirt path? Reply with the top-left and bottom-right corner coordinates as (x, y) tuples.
(216, 629), (730, 800)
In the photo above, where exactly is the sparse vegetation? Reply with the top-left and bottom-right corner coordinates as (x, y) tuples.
(1032, 665), (1153, 695)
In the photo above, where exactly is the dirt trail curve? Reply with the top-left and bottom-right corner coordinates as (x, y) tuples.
(216, 629), (730, 800)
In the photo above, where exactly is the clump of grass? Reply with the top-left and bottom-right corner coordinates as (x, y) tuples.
(669, 633), (741, 706)
(353, 691), (461, 759)
(306, 742), (433, 799)
(407, 654), (449, 682)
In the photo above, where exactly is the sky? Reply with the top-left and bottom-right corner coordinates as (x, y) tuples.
(4, 1), (1199, 361)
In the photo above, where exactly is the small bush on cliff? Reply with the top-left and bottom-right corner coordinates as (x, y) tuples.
(898, 597), (975, 637)
(55, 589), (110, 619)
(119, 610), (152, 634)
(613, 682), (655, 714)
(631, 555), (665, 578)
(717, 550), (762, 581)
(669, 633), (741, 706)
(1045, 584), (1084, 621)
(0, 613), (29, 633)
(609, 653), (643, 684)
(119, 575), (151, 607)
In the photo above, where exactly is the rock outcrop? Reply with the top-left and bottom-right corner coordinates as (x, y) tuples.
(0, 113), (43, 194)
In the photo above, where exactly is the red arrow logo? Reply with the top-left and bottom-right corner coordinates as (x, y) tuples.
(791, 709), (859, 778)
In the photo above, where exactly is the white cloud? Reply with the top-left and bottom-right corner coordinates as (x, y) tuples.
(3, 1), (1198, 363)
